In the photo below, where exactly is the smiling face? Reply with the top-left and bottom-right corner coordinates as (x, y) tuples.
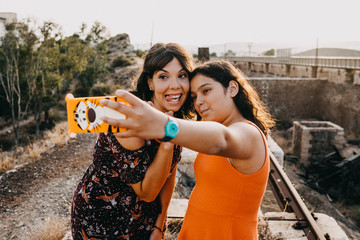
(148, 57), (190, 113)
(190, 74), (237, 124)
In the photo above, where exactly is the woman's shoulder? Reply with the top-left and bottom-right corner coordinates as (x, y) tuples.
(230, 120), (259, 134)
(229, 121), (265, 147)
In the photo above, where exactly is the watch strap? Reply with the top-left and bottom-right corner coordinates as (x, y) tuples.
(158, 135), (173, 142)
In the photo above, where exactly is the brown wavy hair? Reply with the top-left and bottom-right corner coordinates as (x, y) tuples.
(131, 43), (195, 119)
(190, 60), (275, 135)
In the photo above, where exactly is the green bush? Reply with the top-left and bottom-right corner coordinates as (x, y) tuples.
(111, 55), (132, 68)
(263, 49), (275, 56)
(73, 84), (90, 97)
(90, 83), (111, 96)
(136, 49), (147, 58)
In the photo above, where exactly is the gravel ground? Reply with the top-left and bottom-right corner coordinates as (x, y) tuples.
(0, 133), (97, 239)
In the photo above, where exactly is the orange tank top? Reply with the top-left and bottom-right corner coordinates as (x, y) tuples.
(178, 121), (269, 240)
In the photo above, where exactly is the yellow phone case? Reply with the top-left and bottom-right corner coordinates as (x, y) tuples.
(65, 93), (127, 137)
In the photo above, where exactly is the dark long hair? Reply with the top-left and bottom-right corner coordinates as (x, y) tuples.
(131, 43), (195, 119)
(190, 60), (274, 135)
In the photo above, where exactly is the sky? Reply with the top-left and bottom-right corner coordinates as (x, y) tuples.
(1, 0), (360, 53)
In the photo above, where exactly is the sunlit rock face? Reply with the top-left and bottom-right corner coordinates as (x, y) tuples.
(106, 33), (136, 63)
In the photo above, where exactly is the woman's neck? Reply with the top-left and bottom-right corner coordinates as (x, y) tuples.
(222, 111), (246, 127)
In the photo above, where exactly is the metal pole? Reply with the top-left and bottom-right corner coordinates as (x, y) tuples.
(150, 20), (154, 48)
(315, 38), (319, 66)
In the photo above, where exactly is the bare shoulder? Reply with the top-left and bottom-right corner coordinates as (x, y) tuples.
(229, 121), (265, 154)
(227, 121), (266, 170)
(229, 121), (262, 140)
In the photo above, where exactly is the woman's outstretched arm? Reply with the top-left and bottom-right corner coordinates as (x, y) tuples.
(100, 90), (256, 160)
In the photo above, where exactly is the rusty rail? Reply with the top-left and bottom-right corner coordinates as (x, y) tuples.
(268, 151), (327, 240)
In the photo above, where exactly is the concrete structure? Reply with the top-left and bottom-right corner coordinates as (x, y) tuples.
(268, 135), (284, 166)
(0, 12), (17, 23)
(259, 212), (349, 240)
(0, 12), (17, 39)
(223, 56), (360, 86)
(292, 121), (346, 168)
(198, 47), (210, 62)
(166, 200), (349, 240)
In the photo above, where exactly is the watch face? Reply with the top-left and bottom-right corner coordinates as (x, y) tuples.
(167, 120), (179, 138)
(169, 124), (177, 132)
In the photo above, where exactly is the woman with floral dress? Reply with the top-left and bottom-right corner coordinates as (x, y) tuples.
(71, 42), (194, 240)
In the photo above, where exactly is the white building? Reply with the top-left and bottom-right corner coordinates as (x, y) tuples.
(0, 12), (17, 38)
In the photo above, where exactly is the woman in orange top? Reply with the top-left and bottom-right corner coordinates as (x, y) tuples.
(100, 60), (275, 239)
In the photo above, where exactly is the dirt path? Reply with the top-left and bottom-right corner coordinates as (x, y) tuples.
(0, 116), (35, 135)
(0, 133), (98, 239)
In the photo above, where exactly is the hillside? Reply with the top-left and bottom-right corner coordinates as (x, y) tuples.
(293, 48), (360, 57)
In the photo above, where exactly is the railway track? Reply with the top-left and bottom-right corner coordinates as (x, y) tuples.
(268, 151), (328, 240)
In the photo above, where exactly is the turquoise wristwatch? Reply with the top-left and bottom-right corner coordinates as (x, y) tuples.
(158, 117), (179, 142)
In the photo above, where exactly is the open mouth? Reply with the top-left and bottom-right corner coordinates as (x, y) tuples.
(165, 94), (183, 103)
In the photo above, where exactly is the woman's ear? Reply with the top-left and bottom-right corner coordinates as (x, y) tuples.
(228, 80), (239, 97)
(147, 78), (154, 91)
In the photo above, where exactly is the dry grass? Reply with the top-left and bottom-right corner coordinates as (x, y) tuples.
(29, 216), (68, 240)
(0, 154), (15, 172)
(165, 218), (183, 239)
(258, 216), (271, 240)
(0, 121), (70, 173)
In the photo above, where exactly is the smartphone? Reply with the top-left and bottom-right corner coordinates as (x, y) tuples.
(65, 93), (127, 137)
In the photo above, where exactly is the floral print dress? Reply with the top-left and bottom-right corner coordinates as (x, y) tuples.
(71, 133), (181, 240)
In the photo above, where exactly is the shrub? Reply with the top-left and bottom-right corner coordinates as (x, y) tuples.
(90, 83), (111, 96)
(263, 49), (275, 56)
(135, 49), (147, 58)
(29, 216), (67, 240)
(73, 84), (90, 97)
(111, 55), (133, 68)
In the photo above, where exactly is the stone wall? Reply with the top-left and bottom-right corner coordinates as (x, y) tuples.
(249, 78), (360, 139)
(290, 65), (314, 78)
(268, 64), (288, 76)
(320, 82), (360, 139)
(249, 78), (326, 122)
(354, 70), (360, 85)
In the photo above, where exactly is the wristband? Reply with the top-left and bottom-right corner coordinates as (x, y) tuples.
(151, 225), (164, 236)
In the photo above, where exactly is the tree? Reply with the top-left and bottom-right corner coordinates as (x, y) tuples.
(263, 49), (275, 56)
(65, 22), (109, 97)
(31, 21), (62, 138)
(0, 19), (112, 144)
(85, 21), (110, 45)
(0, 21), (36, 146)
